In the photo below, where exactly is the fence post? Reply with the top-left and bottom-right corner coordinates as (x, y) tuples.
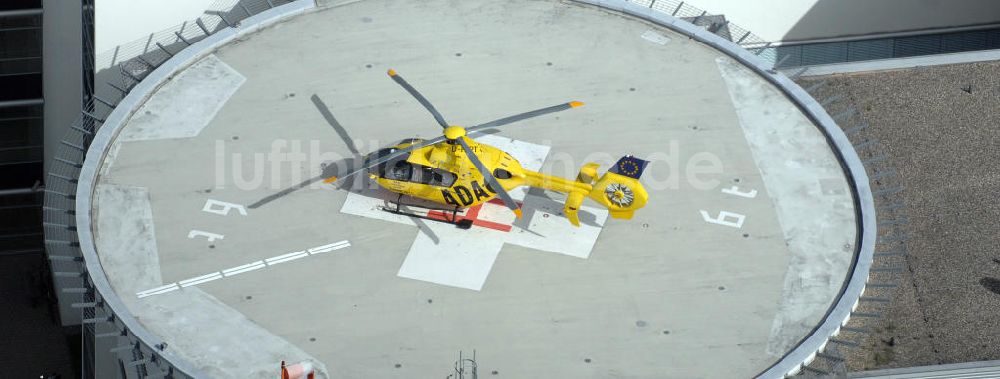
(195, 18), (211, 35)
(735, 31), (751, 44)
(213, 12), (233, 28)
(174, 31), (192, 46)
(155, 42), (174, 57)
(772, 54), (791, 69)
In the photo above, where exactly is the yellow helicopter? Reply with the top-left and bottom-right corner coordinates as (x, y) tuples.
(324, 69), (650, 228)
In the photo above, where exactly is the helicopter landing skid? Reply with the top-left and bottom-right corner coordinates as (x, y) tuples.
(380, 194), (473, 229)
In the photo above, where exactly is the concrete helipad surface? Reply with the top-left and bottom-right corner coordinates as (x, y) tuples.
(87, 1), (857, 378)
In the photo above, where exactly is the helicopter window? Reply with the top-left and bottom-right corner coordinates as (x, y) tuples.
(493, 168), (513, 179)
(366, 148), (410, 176)
(413, 166), (457, 187)
(377, 159), (456, 188)
(389, 160), (412, 180)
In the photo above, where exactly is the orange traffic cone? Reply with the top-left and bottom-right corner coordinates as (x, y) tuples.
(281, 360), (315, 379)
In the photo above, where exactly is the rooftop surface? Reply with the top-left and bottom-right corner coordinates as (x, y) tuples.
(801, 60), (1000, 372)
(86, 1), (858, 377)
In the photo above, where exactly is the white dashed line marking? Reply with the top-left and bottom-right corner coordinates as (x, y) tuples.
(135, 240), (350, 298)
(179, 272), (223, 287)
(136, 283), (180, 298)
(221, 260), (265, 277)
(309, 241), (350, 254)
(265, 251), (309, 265)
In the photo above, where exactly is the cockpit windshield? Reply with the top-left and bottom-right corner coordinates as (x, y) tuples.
(367, 148), (456, 187)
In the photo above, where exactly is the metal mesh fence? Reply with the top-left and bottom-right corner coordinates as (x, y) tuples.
(785, 77), (910, 377)
(95, 0), (295, 71)
(634, 0), (771, 48)
(624, 0), (777, 65)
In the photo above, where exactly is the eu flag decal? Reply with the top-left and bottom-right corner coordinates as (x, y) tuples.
(611, 156), (649, 179)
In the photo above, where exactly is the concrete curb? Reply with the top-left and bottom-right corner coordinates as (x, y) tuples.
(567, 1), (877, 377)
(74, 1), (317, 377)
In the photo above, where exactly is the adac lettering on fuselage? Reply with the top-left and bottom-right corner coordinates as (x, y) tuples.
(441, 180), (498, 207)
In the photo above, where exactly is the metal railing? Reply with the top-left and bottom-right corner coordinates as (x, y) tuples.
(95, 0), (290, 72)
(627, 0), (775, 57)
(595, 0), (793, 67)
(43, 1), (302, 378)
(784, 75), (912, 377)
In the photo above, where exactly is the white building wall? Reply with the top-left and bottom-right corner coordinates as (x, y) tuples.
(692, 0), (1000, 43)
(95, 0), (215, 54)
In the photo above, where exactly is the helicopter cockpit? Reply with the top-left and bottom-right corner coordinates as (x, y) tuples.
(366, 145), (457, 188)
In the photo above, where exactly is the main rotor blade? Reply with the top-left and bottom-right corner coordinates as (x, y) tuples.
(322, 136), (445, 184)
(456, 137), (522, 218)
(387, 69), (449, 128)
(466, 101), (583, 135)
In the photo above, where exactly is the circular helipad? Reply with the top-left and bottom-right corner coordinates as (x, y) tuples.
(84, 1), (859, 377)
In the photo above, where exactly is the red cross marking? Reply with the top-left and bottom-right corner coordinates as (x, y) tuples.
(426, 199), (518, 232)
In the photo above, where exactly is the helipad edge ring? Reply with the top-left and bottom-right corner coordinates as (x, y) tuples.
(73, 1), (876, 377)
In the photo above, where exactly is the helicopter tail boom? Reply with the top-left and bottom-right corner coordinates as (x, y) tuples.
(521, 156), (649, 226)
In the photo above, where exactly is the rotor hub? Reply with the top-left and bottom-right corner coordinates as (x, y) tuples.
(444, 125), (467, 140)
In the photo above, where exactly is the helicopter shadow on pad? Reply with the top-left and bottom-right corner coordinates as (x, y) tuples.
(246, 94), (443, 244)
(516, 188), (603, 229)
(245, 157), (354, 209)
(339, 175), (444, 245)
(248, 93), (382, 209)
